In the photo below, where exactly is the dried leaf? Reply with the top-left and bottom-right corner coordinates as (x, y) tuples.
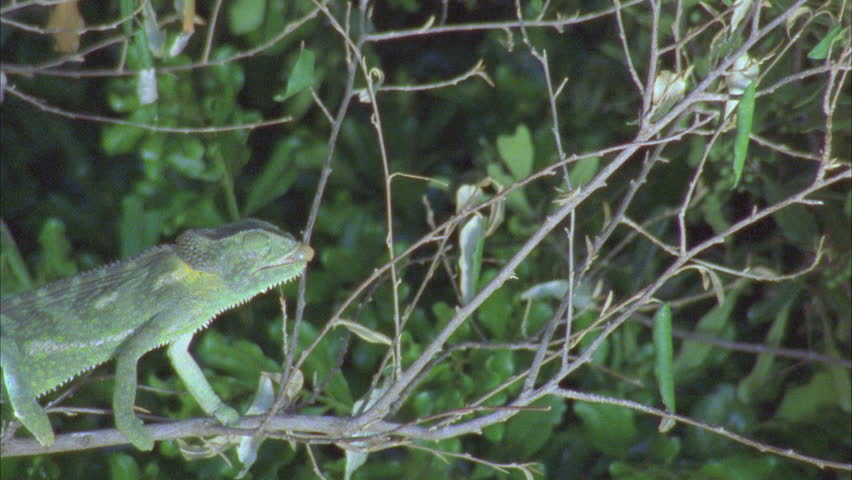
(46, 0), (85, 53)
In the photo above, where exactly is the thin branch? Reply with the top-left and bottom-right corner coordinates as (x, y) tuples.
(364, 0), (644, 42)
(3, 86), (293, 133)
(556, 389), (852, 471)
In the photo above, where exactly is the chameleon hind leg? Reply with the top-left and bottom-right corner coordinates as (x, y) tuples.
(0, 335), (55, 446)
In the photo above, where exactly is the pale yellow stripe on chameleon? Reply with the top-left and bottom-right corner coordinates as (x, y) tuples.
(153, 259), (223, 294)
(152, 261), (195, 290)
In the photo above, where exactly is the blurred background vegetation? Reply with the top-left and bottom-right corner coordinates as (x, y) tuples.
(1, 0), (850, 479)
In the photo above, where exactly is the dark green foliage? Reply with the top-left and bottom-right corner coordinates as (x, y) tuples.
(1, 0), (849, 478)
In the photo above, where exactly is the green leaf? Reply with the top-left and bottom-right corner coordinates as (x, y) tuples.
(431, 301), (473, 339)
(574, 401), (638, 458)
(244, 138), (300, 215)
(675, 290), (740, 377)
(165, 137), (215, 180)
(483, 422), (505, 442)
(101, 123), (145, 155)
(107, 78), (141, 113)
(569, 156), (599, 187)
(649, 434), (681, 465)
(139, 135), (165, 180)
(773, 205), (818, 249)
(701, 192), (731, 233)
(650, 69), (690, 121)
(0, 221), (32, 295)
(520, 280), (568, 300)
(732, 80), (756, 187)
(108, 453), (141, 480)
(458, 214), (485, 304)
(141, 0), (164, 58)
(299, 321), (354, 408)
(435, 389), (465, 412)
(478, 273), (512, 339)
(455, 184), (483, 212)
(765, 178), (819, 249)
(228, 0), (266, 35)
(335, 318), (392, 345)
(412, 391), (436, 417)
(482, 350), (514, 389)
(686, 384), (756, 455)
(209, 46), (247, 92)
(197, 330), (279, 384)
(653, 303), (676, 432)
(737, 284), (800, 403)
(777, 369), (852, 421)
(575, 309), (609, 364)
(276, 49), (316, 102)
(807, 26), (844, 60)
(496, 124), (534, 180)
(503, 397), (566, 458)
(119, 195), (161, 257)
(37, 218), (77, 281)
(526, 0), (544, 17)
(486, 163), (532, 215)
(236, 373), (281, 478)
(700, 455), (779, 479)
(345, 449), (368, 480)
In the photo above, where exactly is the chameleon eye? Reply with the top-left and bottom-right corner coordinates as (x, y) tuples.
(242, 232), (271, 259)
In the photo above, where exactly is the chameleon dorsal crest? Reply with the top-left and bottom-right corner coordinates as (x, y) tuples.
(1, 219), (313, 451)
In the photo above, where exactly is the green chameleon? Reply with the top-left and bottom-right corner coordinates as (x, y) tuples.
(1, 219), (314, 451)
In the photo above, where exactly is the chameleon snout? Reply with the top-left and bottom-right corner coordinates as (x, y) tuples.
(295, 245), (315, 263)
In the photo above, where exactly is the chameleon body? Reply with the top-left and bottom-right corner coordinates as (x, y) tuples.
(0, 219), (313, 450)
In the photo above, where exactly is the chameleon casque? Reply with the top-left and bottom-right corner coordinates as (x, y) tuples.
(0, 219), (314, 451)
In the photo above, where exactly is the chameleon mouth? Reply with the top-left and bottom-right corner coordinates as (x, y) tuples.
(282, 245), (314, 264)
(255, 245), (315, 273)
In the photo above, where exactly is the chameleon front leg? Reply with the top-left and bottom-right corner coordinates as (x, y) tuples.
(113, 341), (156, 451)
(0, 335), (55, 446)
(113, 316), (240, 450)
(167, 333), (239, 427)
(112, 310), (188, 451)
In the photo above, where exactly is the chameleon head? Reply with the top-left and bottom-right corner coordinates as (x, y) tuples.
(175, 219), (313, 295)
